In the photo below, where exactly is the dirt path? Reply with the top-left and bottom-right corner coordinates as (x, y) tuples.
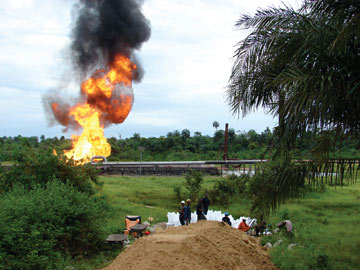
(103, 221), (277, 270)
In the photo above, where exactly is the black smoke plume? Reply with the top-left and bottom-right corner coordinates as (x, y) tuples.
(71, 0), (151, 79)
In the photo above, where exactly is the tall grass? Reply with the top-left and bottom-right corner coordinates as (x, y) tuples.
(265, 184), (360, 270)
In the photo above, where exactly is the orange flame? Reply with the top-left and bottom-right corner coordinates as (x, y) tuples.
(54, 54), (135, 164)
(64, 104), (111, 162)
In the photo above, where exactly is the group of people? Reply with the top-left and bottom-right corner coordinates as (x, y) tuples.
(222, 213), (268, 236)
(178, 197), (292, 236)
(178, 194), (210, 226)
(221, 213), (252, 232)
(222, 213), (292, 236)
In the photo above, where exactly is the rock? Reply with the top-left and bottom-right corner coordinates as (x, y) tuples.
(153, 222), (167, 230)
(264, 242), (273, 249)
(288, 244), (297, 250)
(155, 227), (163, 233)
(273, 239), (283, 247)
(149, 222), (167, 233)
(143, 221), (150, 226)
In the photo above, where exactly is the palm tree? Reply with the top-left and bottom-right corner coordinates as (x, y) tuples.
(227, 0), (360, 217)
(212, 121), (220, 130)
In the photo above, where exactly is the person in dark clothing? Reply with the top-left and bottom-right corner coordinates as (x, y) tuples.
(179, 200), (185, 226)
(202, 194), (210, 215)
(184, 199), (191, 225)
(222, 212), (232, 226)
(196, 198), (207, 221)
(255, 220), (266, 236)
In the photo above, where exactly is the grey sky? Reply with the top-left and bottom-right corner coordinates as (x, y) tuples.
(0, 0), (300, 139)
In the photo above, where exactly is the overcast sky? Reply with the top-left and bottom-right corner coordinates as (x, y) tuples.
(0, 0), (300, 139)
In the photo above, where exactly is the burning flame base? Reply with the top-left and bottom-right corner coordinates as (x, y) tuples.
(52, 54), (136, 164)
(64, 104), (111, 162)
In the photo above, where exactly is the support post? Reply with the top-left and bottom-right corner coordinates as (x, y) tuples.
(223, 123), (229, 160)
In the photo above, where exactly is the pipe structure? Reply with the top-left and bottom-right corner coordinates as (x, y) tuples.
(93, 159), (268, 176)
(100, 160), (266, 166)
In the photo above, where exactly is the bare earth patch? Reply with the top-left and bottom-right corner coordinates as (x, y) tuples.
(103, 221), (277, 270)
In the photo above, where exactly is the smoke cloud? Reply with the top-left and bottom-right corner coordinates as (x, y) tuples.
(43, 0), (151, 129)
(71, 0), (151, 78)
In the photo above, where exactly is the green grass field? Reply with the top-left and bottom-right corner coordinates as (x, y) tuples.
(266, 184), (360, 270)
(98, 175), (247, 232)
(97, 175), (360, 270)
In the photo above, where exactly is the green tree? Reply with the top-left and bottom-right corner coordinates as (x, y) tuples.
(181, 129), (191, 139)
(227, 0), (360, 216)
(228, 1), (360, 149)
(132, 133), (141, 140)
(212, 121), (219, 130)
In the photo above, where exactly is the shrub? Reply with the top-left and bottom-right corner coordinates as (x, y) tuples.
(209, 174), (249, 205)
(0, 180), (108, 270)
(173, 185), (183, 201)
(184, 170), (203, 201)
(0, 151), (100, 194)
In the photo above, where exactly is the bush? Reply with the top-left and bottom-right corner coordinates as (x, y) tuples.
(184, 170), (203, 201)
(0, 151), (100, 194)
(209, 174), (249, 205)
(173, 185), (183, 201)
(0, 181), (108, 270)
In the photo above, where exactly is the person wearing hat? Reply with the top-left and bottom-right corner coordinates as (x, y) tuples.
(222, 212), (232, 226)
(184, 199), (191, 225)
(179, 201), (185, 226)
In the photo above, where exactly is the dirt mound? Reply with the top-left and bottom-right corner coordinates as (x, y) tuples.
(103, 221), (277, 270)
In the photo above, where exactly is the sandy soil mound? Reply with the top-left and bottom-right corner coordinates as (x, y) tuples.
(103, 221), (277, 270)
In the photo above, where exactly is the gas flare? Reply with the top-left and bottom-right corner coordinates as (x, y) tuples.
(43, 0), (151, 165)
(52, 54), (136, 163)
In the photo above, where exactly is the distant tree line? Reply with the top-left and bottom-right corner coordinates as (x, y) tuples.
(1, 126), (359, 163)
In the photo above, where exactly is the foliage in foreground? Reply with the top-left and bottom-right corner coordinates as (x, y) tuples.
(0, 152), (112, 270)
(227, 0), (360, 146)
(0, 150), (100, 194)
(0, 181), (108, 270)
(226, 0), (360, 215)
(247, 160), (308, 218)
(246, 158), (360, 219)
